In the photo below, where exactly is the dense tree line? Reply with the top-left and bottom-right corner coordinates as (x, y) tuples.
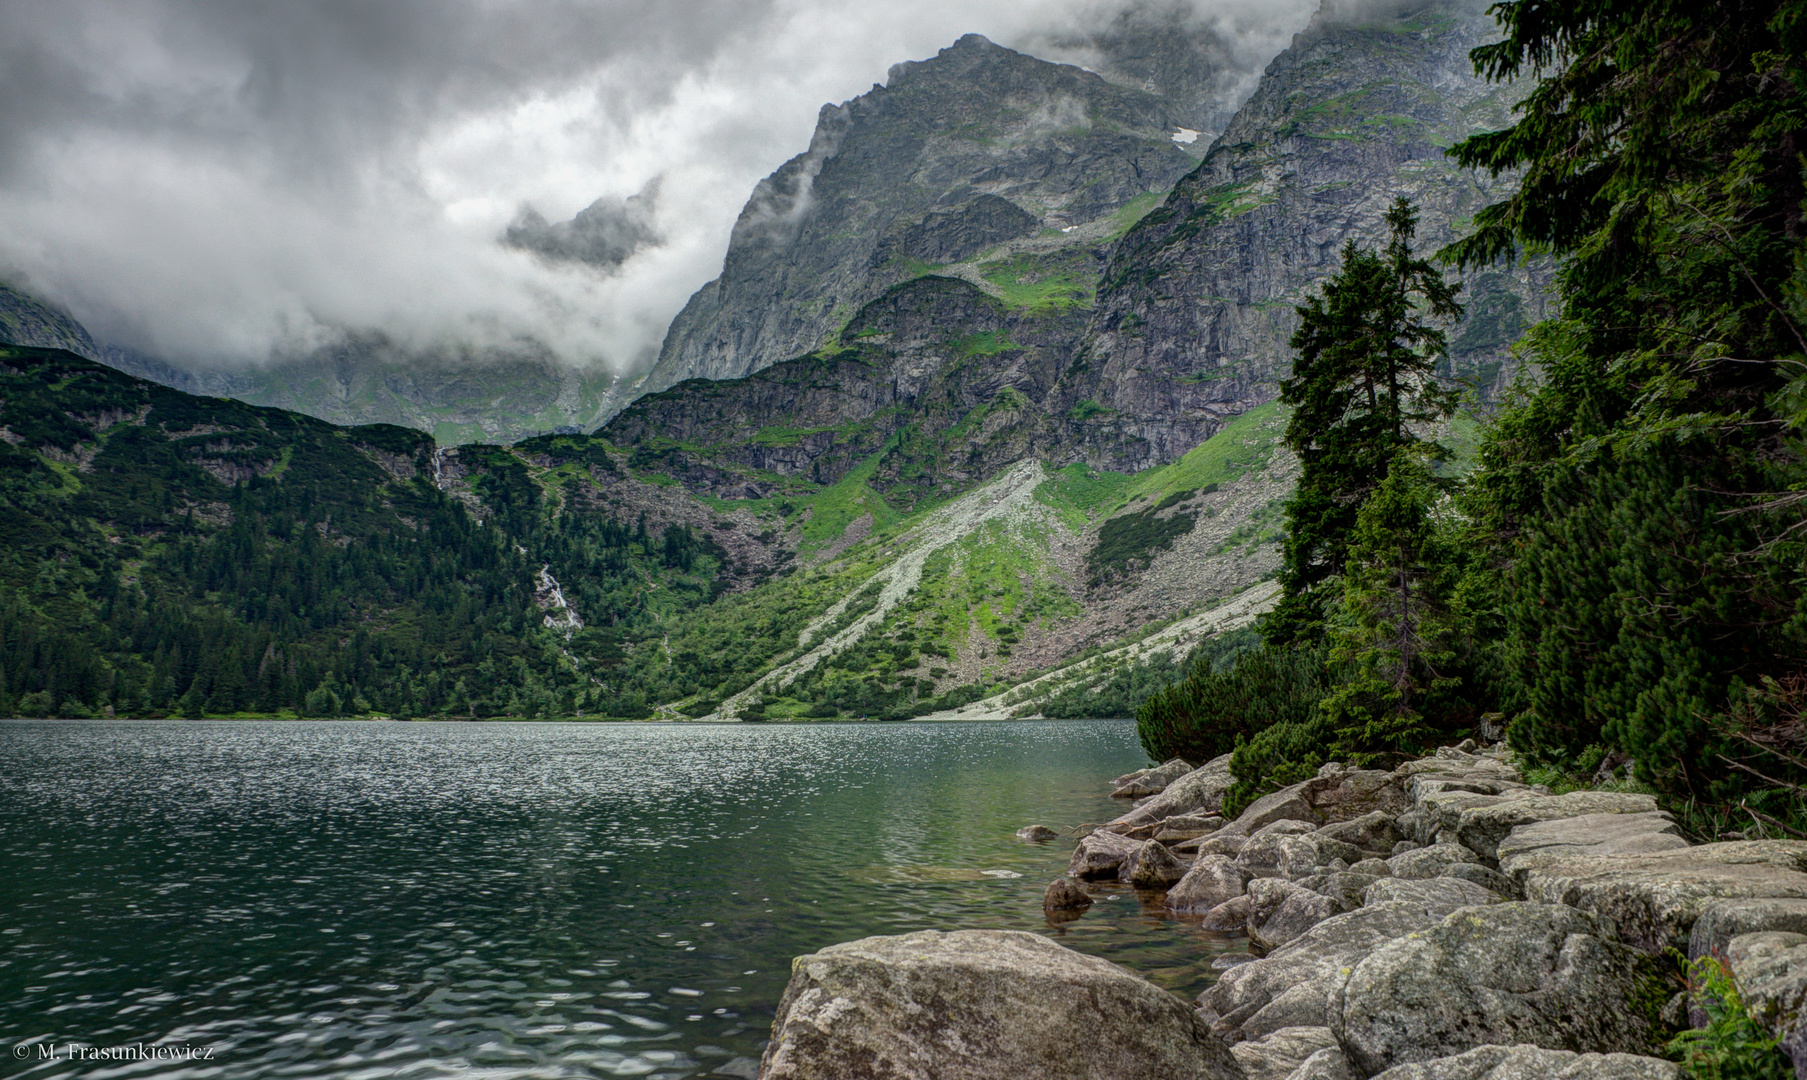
(0, 352), (748, 719)
(1143, 0), (1807, 831)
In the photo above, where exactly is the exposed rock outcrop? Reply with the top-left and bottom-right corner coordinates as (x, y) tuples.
(758, 929), (1245, 1079)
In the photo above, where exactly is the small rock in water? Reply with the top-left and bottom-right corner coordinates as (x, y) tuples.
(1043, 877), (1093, 912)
(981, 869), (1023, 878)
(1126, 840), (1188, 888)
(1016, 824), (1059, 842)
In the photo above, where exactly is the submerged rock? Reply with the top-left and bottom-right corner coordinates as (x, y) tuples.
(1042, 878), (1092, 913)
(1015, 824), (1059, 842)
(1126, 840), (1189, 888)
(759, 929), (1244, 1080)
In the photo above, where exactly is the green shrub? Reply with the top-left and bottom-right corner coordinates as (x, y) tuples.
(1136, 643), (1330, 767)
(1668, 955), (1793, 1079)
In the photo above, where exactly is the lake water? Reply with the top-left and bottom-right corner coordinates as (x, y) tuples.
(0, 719), (1243, 1079)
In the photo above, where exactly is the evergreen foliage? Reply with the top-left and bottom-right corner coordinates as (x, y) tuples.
(1447, 0), (1807, 807)
(1269, 198), (1463, 644)
(1140, 0), (1807, 830)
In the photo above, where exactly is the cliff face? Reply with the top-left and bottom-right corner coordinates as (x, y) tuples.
(642, 33), (1207, 395)
(1066, 0), (1551, 468)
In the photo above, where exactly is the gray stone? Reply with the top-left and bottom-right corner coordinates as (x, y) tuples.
(1113, 758), (1196, 798)
(1516, 840), (1807, 953)
(1393, 840), (1420, 856)
(1367, 1044), (1679, 1079)
(1334, 903), (1657, 1076)
(1198, 834), (1251, 858)
(1726, 931), (1807, 1070)
(1168, 854), (1249, 914)
(759, 929), (1245, 1080)
(1309, 769), (1407, 824)
(1200, 901), (1452, 1041)
(1156, 815), (1228, 842)
(1016, 824), (1059, 842)
(1068, 830), (1142, 881)
(1317, 811), (1405, 854)
(1690, 898), (1807, 961)
(1311, 872), (1383, 910)
(1202, 894), (1254, 932)
(1439, 863), (1521, 899)
(1232, 783), (1324, 834)
(1494, 812), (1687, 874)
(1363, 876), (1505, 911)
(1238, 830), (1365, 881)
(1387, 843), (1480, 880)
(1248, 883), (1350, 955)
(1452, 792), (1663, 860)
(1288, 1046), (1356, 1080)
(1114, 758), (1190, 785)
(1351, 858), (1392, 877)
(1108, 754), (1237, 831)
(1043, 878), (1092, 912)
(1127, 840), (1189, 888)
(1231, 1026), (1337, 1080)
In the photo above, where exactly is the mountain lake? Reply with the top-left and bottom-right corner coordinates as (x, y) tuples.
(0, 718), (1245, 1079)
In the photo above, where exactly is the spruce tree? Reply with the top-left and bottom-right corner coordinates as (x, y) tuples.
(1268, 198), (1463, 644)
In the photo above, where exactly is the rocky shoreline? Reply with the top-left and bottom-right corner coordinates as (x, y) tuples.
(756, 742), (1807, 1079)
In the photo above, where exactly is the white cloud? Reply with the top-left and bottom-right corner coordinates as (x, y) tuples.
(0, 0), (1317, 373)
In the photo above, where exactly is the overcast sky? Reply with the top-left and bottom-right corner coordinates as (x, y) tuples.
(0, 0), (1318, 372)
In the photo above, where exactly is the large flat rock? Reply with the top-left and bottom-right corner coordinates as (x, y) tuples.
(1333, 903), (1656, 1075)
(1495, 812), (1688, 875)
(758, 929), (1244, 1080)
(1452, 792), (1661, 860)
(1367, 1043), (1679, 1079)
(1517, 840), (1807, 953)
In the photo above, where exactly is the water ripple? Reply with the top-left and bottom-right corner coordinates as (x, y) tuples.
(0, 719), (1240, 1078)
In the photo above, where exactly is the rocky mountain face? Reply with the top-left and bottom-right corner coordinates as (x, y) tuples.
(1079, 0), (1550, 466)
(641, 32), (1212, 396)
(619, 0), (1539, 486)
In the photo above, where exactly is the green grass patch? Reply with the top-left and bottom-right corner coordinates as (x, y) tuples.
(954, 330), (1016, 357)
(1105, 191), (1168, 240)
(979, 250), (1097, 313)
(1120, 401), (1285, 506)
(1034, 464), (1139, 530)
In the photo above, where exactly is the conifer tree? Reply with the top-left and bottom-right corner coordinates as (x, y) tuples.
(1268, 198), (1463, 644)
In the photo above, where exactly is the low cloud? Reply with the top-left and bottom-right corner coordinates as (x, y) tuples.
(0, 0), (1318, 375)
(506, 179), (663, 271)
